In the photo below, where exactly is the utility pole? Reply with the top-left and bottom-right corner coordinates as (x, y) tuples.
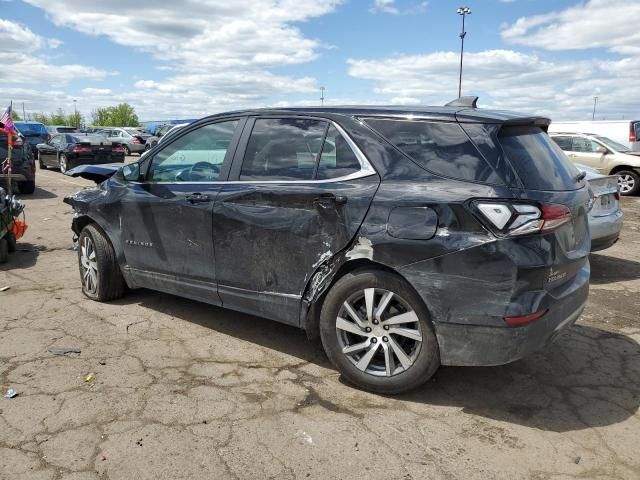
(320, 86), (325, 106)
(457, 7), (472, 98)
(592, 96), (598, 121)
(22, 102), (26, 121)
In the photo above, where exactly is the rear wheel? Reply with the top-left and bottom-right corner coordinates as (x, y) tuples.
(0, 238), (8, 264)
(19, 181), (35, 194)
(124, 145), (131, 156)
(77, 224), (126, 302)
(59, 154), (70, 174)
(6, 231), (16, 253)
(616, 170), (640, 196)
(319, 270), (440, 394)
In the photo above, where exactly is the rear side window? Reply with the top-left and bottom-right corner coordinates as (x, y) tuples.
(317, 125), (361, 180)
(364, 118), (502, 185)
(240, 118), (327, 181)
(498, 126), (580, 191)
(633, 121), (640, 141)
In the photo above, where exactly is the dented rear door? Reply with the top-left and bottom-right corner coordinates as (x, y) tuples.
(213, 117), (379, 325)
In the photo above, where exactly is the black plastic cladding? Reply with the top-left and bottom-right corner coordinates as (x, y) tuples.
(64, 105), (590, 367)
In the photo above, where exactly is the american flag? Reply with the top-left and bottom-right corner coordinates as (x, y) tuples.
(0, 103), (15, 132)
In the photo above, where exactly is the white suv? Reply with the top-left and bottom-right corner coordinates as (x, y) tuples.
(550, 132), (640, 195)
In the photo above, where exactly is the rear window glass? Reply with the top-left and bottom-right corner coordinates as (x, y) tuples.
(56, 127), (78, 133)
(364, 118), (503, 185)
(14, 122), (47, 135)
(499, 126), (580, 191)
(633, 121), (640, 141)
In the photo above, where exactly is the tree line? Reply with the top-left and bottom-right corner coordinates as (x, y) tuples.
(12, 103), (140, 128)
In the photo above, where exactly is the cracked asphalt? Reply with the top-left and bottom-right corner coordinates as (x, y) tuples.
(1, 164), (639, 480)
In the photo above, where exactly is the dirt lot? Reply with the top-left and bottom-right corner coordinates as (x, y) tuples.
(1, 163), (639, 480)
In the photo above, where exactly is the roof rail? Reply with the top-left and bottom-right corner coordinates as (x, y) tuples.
(445, 96), (479, 108)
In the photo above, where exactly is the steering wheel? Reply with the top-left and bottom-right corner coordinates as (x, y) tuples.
(176, 161), (220, 181)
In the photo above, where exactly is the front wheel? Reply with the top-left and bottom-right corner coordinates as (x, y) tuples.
(616, 170), (640, 196)
(319, 270), (440, 394)
(38, 152), (46, 169)
(77, 224), (126, 302)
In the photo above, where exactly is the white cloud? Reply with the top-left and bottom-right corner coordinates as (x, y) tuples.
(348, 49), (640, 120)
(370, 0), (428, 15)
(501, 0), (640, 54)
(0, 20), (111, 85)
(17, 0), (343, 117)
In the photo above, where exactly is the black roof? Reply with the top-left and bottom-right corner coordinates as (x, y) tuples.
(197, 104), (551, 126)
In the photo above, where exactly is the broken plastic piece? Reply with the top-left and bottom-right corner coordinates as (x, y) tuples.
(48, 346), (81, 356)
(4, 389), (17, 399)
(84, 373), (94, 382)
(0, 286), (9, 292)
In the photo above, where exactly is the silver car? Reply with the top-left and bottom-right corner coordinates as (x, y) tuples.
(96, 128), (150, 155)
(576, 164), (624, 251)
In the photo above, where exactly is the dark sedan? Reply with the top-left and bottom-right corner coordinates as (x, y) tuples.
(36, 133), (126, 173)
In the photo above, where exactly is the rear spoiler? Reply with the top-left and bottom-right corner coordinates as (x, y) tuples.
(65, 163), (122, 183)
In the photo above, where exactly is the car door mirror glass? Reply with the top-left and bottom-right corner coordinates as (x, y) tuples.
(596, 146), (608, 154)
(122, 163), (141, 182)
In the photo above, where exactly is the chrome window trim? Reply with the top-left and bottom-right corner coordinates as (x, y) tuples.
(138, 120), (378, 185)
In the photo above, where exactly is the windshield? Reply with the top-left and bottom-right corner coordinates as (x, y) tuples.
(14, 122), (47, 136)
(498, 126), (581, 191)
(595, 136), (631, 153)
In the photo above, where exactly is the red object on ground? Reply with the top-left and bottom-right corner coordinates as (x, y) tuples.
(10, 220), (28, 240)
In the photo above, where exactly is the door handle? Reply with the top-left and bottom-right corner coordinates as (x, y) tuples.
(313, 194), (347, 208)
(185, 193), (211, 204)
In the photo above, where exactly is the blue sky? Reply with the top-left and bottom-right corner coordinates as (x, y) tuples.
(1, 0), (639, 121)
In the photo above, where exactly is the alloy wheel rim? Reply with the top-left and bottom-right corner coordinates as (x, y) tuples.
(80, 236), (98, 294)
(60, 155), (67, 173)
(336, 288), (423, 377)
(618, 174), (634, 194)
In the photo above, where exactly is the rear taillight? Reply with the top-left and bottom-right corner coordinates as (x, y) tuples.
(47, 134), (51, 142)
(503, 309), (548, 326)
(72, 145), (92, 153)
(473, 200), (572, 237)
(132, 137), (142, 144)
(630, 125), (635, 143)
(13, 136), (23, 147)
(112, 145), (126, 153)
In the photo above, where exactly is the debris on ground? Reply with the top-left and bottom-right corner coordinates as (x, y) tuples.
(4, 389), (18, 399)
(48, 346), (81, 356)
(84, 373), (94, 382)
(0, 286), (10, 292)
(295, 430), (313, 445)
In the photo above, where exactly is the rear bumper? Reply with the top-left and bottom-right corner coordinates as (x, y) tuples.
(589, 209), (623, 251)
(434, 263), (589, 366)
(128, 143), (145, 153)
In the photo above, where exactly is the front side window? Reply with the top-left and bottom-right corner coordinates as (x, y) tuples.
(240, 118), (327, 181)
(148, 120), (239, 182)
(550, 136), (572, 151)
(570, 137), (599, 153)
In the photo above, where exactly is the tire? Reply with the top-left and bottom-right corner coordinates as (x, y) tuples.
(615, 170), (640, 196)
(59, 154), (69, 174)
(319, 270), (440, 394)
(20, 181), (35, 194)
(124, 145), (131, 156)
(144, 144), (151, 151)
(0, 238), (8, 264)
(77, 224), (126, 302)
(38, 152), (46, 169)
(6, 231), (16, 253)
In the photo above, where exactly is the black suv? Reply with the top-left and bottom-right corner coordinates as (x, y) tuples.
(64, 98), (591, 393)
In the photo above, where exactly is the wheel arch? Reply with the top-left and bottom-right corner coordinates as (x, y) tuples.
(300, 257), (434, 341)
(609, 165), (640, 175)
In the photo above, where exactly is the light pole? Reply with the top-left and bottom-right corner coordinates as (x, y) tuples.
(457, 6), (471, 98)
(592, 96), (598, 121)
(73, 99), (78, 128)
(320, 86), (325, 106)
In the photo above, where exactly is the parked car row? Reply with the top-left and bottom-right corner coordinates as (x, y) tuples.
(36, 133), (126, 173)
(144, 122), (190, 151)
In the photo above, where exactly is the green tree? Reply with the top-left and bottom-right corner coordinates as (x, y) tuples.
(107, 103), (139, 127)
(11, 110), (21, 121)
(91, 107), (111, 126)
(50, 108), (67, 125)
(32, 113), (51, 124)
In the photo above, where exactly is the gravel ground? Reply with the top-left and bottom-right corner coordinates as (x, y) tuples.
(1, 162), (639, 480)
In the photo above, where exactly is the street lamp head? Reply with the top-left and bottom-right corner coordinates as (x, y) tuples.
(457, 7), (471, 15)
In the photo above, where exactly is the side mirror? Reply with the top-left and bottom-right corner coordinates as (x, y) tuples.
(121, 163), (142, 182)
(596, 146), (608, 154)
